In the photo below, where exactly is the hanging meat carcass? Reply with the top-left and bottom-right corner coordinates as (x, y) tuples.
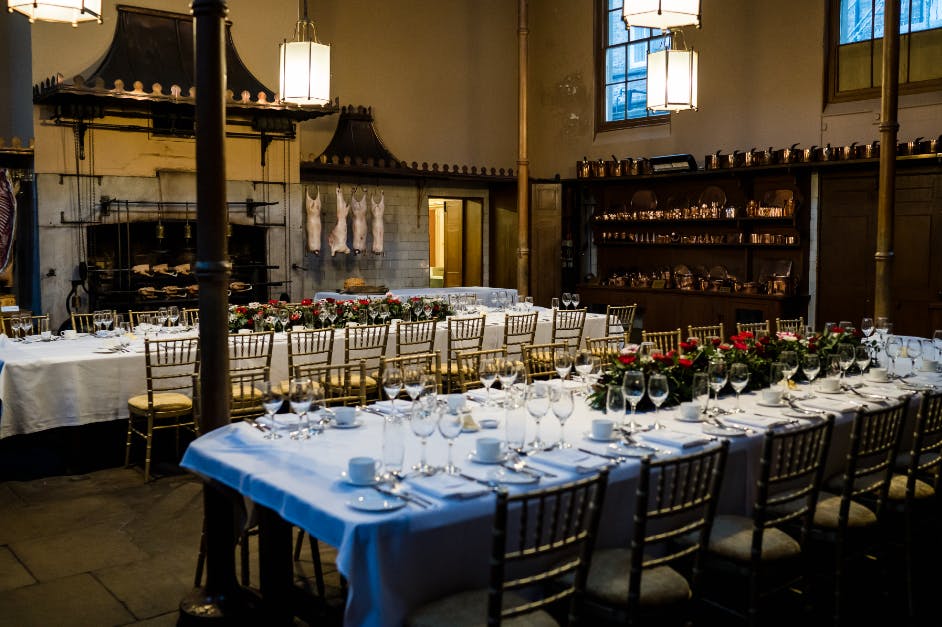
(328, 185), (351, 256)
(305, 185), (322, 255)
(370, 188), (385, 254)
(350, 186), (368, 255)
(0, 169), (17, 273)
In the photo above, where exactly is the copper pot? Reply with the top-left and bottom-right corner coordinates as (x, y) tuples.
(802, 145), (819, 162)
(606, 157), (623, 177)
(857, 140), (879, 159)
(705, 151), (722, 170)
(591, 159), (606, 178)
(741, 282), (760, 294)
(779, 143), (800, 164)
(577, 158), (591, 178)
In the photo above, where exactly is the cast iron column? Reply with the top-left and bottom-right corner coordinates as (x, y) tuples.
(516, 0), (530, 298)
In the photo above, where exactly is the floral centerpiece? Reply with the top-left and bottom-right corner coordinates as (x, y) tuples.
(587, 326), (863, 411)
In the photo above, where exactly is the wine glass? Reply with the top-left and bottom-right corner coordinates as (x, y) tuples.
(167, 306), (180, 329)
(328, 305), (338, 327)
(728, 363), (750, 413)
(423, 302), (433, 320)
(403, 366), (424, 404)
(779, 350), (798, 385)
(554, 349), (573, 381)
(257, 381), (283, 439)
(497, 358), (518, 391)
(802, 354), (821, 391)
(102, 312), (114, 334)
(707, 359), (728, 413)
(561, 292), (572, 309)
(769, 362), (786, 392)
(647, 374), (669, 429)
(854, 345), (870, 377)
(606, 383), (627, 429)
(526, 382), (550, 451)
(860, 317), (874, 338)
(421, 372), (439, 401)
(288, 378), (313, 440)
(837, 343), (855, 379)
(638, 341), (656, 361)
(550, 386), (574, 448)
(550, 297), (560, 310)
(571, 293), (580, 309)
(905, 338), (922, 376)
(92, 311), (103, 336)
(318, 308), (329, 327)
(437, 405), (463, 474)
(382, 366), (403, 416)
(574, 349), (597, 395)
(157, 307), (169, 328)
(692, 372), (710, 417)
(410, 400), (438, 474)
(278, 308), (290, 331)
(479, 355), (499, 406)
(622, 371), (645, 432)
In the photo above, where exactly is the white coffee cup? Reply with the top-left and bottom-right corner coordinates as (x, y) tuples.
(475, 437), (503, 462)
(60, 329), (77, 339)
(591, 418), (615, 440)
(818, 378), (841, 393)
(347, 456), (381, 484)
(334, 406), (356, 425)
(40, 330), (52, 341)
(447, 393), (466, 414)
(679, 402), (701, 421)
(867, 367), (888, 382)
(761, 388), (784, 405)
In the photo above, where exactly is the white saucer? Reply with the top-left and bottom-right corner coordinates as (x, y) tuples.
(331, 419), (363, 429)
(866, 376), (889, 384)
(339, 471), (379, 487)
(674, 414), (704, 423)
(478, 418), (499, 429)
(583, 432), (619, 443)
(817, 389), (844, 395)
(485, 468), (540, 485)
(346, 491), (406, 512)
(468, 451), (508, 465)
(702, 424), (748, 437)
(757, 400), (787, 408)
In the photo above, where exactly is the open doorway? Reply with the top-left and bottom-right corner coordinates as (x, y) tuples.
(428, 197), (483, 288)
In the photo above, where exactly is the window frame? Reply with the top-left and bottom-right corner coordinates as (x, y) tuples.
(595, 0), (671, 132)
(825, 0), (942, 104)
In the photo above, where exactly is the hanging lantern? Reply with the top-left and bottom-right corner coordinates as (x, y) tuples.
(623, 0), (700, 30)
(646, 36), (698, 112)
(7, 0), (102, 26)
(279, 0), (331, 106)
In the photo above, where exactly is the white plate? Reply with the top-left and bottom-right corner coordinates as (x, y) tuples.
(583, 431), (619, 443)
(486, 468), (540, 485)
(756, 400), (787, 408)
(817, 389), (845, 395)
(339, 471), (378, 487)
(468, 451), (508, 465)
(866, 376), (889, 384)
(331, 419), (363, 429)
(346, 492), (406, 512)
(674, 414), (704, 423)
(702, 424), (747, 437)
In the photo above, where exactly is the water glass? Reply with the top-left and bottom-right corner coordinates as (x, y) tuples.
(382, 366), (403, 415)
(411, 400), (439, 474)
(382, 414), (406, 479)
(837, 343), (855, 379)
(550, 386), (574, 448)
(692, 372), (710, 416)
(647, 374), (669, 429)
(480, 356), (498, 405)
(561, 293), (572, 309)
(779, 350), (798, 384)
(622, 370), (645, 432)
(526, 382), (550, 451)
(571, 293), (580, 308)
(257, 381), (283, 440)
(854, 345), (870, 376)
(606, 383), (626, 426)
(554, 349), (573, 380)
(728, 363), (750, 412)
(802, 354), (820, 390)
(288, 378), (313, 440)
(550, 297), (560, 310)
(707, 359), (728, 411)
(437, 407), (463, 473)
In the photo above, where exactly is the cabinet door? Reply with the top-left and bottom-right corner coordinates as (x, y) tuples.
(531, 183), (562, 307)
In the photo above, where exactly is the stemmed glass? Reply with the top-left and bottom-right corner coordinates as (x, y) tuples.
(606, 384), (626, 430)
(318, 308), (329, 327)
(382, 366), (403, 416)
(497, 358), (518, 391)
(622, 371), (645, 432)
(549, 386), (574, 448)
(779, 350), (798, 386)
(101, 312), (114, 335)
(278, 308), (290, 331)
(403, 366), (424, 405)
(647, 374), (669, 429)
(93, 311), (104, 336)
(421, 372), (439, 401)
(257, 381), (283, 439)
(554, 349), (572, 381)
(157, 307), (169, 329)
(837, 343), (855, 379)
(561, 292), (572, 309)
(885, 335), (902, 375)
(854, 345), (871, 377)
(423, 302), (433, 320)
(288, 378), (313, 440)
(728, 363), (750, 413)
(571, 293), (580, 309)
(479, 355), (499, 406)
(574, 349), (597, 395)
(802, 354), (821, 391)
(526, 382), (550, 451)
(692, 372), (710, 417)
(411, 398), (439, 474)
(905, 338), (922, 376)
(860, 317), (874, 339)
(437, 405), (463, 474)
(167, 306), (180, 329)
(328, 305), (338, 327)
(707, 359), (728, 413)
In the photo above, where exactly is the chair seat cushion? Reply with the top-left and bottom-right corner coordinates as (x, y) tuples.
(274, 380), (324, 396)
(706, 515), (801, 562)
(232, 384), (262, 401)
(407, 588), (558, 627)
(329, 373), (376, 389)
(128, 392), (192, 415)
(585, 547), (690, 608)
(812, 493), (878, 528)
(887, 474), (936, 500)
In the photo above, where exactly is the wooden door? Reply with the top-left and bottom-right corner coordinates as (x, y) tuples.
(490, 186), (517, 289)
(463, 199), (483, 286)
(443, 199), (463, 287)
(531, 183), (561, 307)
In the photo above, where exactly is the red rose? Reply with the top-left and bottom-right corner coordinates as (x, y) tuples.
(618, 355), (636, 365)
(678, 358), (693, 367)
(301, 298), (313, 306)
(831, 327), (844, 334)
(755, 343), (765, 354)
(711, 337), (722, 346)
(740, 331), (754, 339)
(358, 299), (369, 305)
(655, 354), (673, 365)
(759, 336), (770, 345)
(733, 341), (748, 351)
(269, 299), (279, 305)
(688, 338), (699, 346)
(718, 343), (732, 351)
(246, 319), (254, 327)
(326, 297), (336, 304)
(290, 312), (300, 321)
(680, 341), (694, 351)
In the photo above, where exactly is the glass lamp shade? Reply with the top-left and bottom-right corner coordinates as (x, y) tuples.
(279, 39), (331, 106)
(7, 0), (101, 26)
(646, 47), (698, 112)
(623, 0), (700, 30)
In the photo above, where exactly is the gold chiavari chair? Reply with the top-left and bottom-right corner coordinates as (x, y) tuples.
(737, 320), (771, 336)
(279, 327), (335, 395)
(304, 360), (369, 407)
(71, 310), (116, 333)
(128, 309), (164, 327)
(552, 307), (587, 349)
(182, 307), (200, 327)
(641, 328), (683, 355)
(454, 347), (508, 393)
(502, 311), (538, 361)
(688, 323), (726, 344)
(125, 336), (200, 481)
(605, 304), (638, 337)
(343, 323), (390, 392)
(227, 331), (274, 421)
(521, 341), (569, 383)
(396, 319), (438, 356)
(3, 314), (49, 336)
(585, 334), (626, 363)
(380, 352), (443, 398)
(440, 315), (486, 392)
(775, 317), (805, 335)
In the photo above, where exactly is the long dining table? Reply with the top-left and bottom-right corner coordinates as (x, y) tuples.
(180, 365), (940, 626)
(0, 309), (605, 439)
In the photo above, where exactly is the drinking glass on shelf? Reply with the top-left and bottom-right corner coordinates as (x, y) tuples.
(526, 382), (551, 451)
(571, 293), (580, 309)
(167, 306), (180, 329)
(550, 386), (574, 448)
(801, 354), (821, 391)
(707, 359), (728, 412)
(382, 366), (403, 415)
(257, 381), (283, 440)
(554, 349), (573, 381)
(905, 338), (922, 376)
(479, 355), (499, 405)
(779, 350), (798, 385)
(288, 378), (313, 440)
(647, 374), (670, 429)
(837, 343), (855, 379)
(410, 401), (438, 474)
(854, 345), (871, 377)
(437, 407), (463, 474)
(550, 297), (560, 310)
(622, 371), (645, 432)
(728, 363), (750, 413)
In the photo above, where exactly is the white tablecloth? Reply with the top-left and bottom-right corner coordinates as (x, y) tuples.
(314, 286), (518, 307)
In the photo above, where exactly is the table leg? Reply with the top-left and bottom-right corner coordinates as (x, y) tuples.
(257, 504), (294, 625)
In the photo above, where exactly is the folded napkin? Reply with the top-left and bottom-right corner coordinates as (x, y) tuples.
(467, 388), (506, 404)
(409, 474), (490, 499)
(637, 429), (712, 449)
(529, 449), (609, 473)
(369, 401), (403, 415)
(723, 414), (793, 429)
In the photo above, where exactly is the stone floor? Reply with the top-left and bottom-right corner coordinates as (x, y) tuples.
(0, 466), (345, 626)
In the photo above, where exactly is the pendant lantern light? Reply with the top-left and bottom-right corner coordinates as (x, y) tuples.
(279, 0), (331, 106)
(7, 0), (101, 26)
(646, 30), (698, 112)
(622, 0), (700, 30)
